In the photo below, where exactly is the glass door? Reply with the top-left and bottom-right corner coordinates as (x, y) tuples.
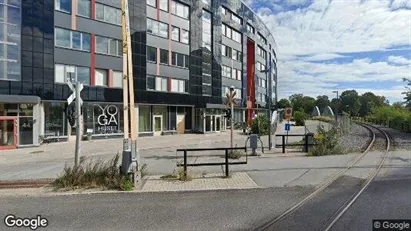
(215, 116), (221, 132)
(0, 118), (17, 150)
(153, 115), (163, 136)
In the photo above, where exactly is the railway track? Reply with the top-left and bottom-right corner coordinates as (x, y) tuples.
(255, 123), (391, 231)
(0, 178), (54, 189)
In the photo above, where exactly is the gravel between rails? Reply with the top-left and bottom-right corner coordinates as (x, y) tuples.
(336, 123), (372, 153)
(374, 125), (411, 150)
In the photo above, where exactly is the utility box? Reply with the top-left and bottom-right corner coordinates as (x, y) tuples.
(250, 134), (259, 156)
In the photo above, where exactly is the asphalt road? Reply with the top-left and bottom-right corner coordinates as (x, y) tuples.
(0, 187), (314, 231)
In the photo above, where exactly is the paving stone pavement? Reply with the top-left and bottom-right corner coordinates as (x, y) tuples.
(140, 172), (259, 192)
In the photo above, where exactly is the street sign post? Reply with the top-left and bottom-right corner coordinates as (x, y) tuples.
(67, 82), (83, 166)
(285, 123), (290, 131)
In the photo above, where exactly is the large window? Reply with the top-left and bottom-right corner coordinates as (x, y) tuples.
(0, 1), (21, 81)
(55, 28), (90, 52)
(222, 65), (231, 78)
(222, 86), (242, 99)
(171, 79), (187, 93)
(155, 76), (168, 91)
(221, 7), (242, 25)
(247, 23), (255, 34)
(78, 0), (91, 18)
(95, 69), (108, 87)
(202, 10), (212, 51)
(147, 18), (169, 38)
(181, 29), (189, 44)
(221, 44), (241, 61)
(95, 3), (121, 25)
(44, 102), (66, 137)
(171, 52), (189, 68)
(113, 71), (123, 88)
(257, 32), (267, 45)
(171, 0), (189, 19)
(147, 0), (168, 11)
(139, 105), (151, 132)
(84, 103), (123, 135)
(257, 46), (266, 59)
(55, 0), (71, 13)
(222, 23), (241, 43)
(147, 46), (157, 62)
(95, 36), (122, 56)
(55, 64), (90, 85)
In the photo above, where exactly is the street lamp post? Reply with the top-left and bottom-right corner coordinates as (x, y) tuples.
(226, 86), (237, 151)
(260, 68), (272, 150)
(332, 90), (339, 124)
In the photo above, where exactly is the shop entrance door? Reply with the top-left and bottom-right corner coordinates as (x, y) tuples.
(153, 115), (163, 136)
(0, 117), (17, 150)
(215, 116), (221, 132)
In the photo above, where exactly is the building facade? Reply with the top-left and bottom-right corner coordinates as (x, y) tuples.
(0, 0), (277, 149)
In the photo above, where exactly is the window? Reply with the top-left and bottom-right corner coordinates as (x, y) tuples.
(257, 46), (266, 59)
(222, 23), (241, 43)
(202, 0), (211, 5)
(155, 76), (168, 91)
(160, 0), (168, 11)
(147, 18), (169, 38)
(55, 0), (71, 13)
(95, 3), (121, 25)
(171, 52), (189, 68)
(181, 29), (189, 44)
(113, 71), (123, 88)
(221, 7), (226, 15)
(95, 69), (108, 86)
(147, 0), (156, 7)
(222, 7), (242, 24)
(95, 36), (122, 56)
(257, 32), (267, 45)
(147, 46), (157, 62)
(55, 28), (90, 52)
(231, 14), (241, 24)
(160, 49), (168, 64)
(55, 64), (90, 85)
(147, 75), (155, 90)
(222, 65), (231, 78)
(171, 26), (180, 41)
(171, 79), (186, 93)
(222, 86), (241, 99)
(78, 0), (91, 18)
(247, 23), (255, 34)
(202, 10), (212, 51)
(257, 62), (266, 71)
(171, 0), (189, 19)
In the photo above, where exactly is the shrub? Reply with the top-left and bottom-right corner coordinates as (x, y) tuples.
(312, 116), (334, 123)
(251, 115), (270, 135)
(227, 150), (243, 159)
(294, 111), (308, 126)
(308, 125), (342, 156)
(53, 154), (133, 191)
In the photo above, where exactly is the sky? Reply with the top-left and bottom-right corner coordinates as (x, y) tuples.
(247, 0), (411, 104)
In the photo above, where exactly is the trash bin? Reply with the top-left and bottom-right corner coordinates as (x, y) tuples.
(87, 132), (92, 141)
(306, 132), (315, 152)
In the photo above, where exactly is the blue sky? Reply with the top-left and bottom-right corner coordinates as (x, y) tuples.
(247, 0), (411, 103)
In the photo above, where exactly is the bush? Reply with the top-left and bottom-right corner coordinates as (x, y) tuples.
(312, 116), (334, 123)
(294, 111), (308, 126)
(308, 125), (342, 156)
(53, 154), (133, 191)
(368, 106), (411, 133)
(227, 150), (243, 159)
(251, 115), (270, 135)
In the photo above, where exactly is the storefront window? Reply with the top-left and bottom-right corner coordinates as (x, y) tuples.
(19, 117), (33, 145)
(83, 103), (123, 135)
(44, 102), (65, 137)
(139, 106), (151, 132)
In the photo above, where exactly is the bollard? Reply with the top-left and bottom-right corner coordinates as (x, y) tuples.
(225, 149), (229, 177)
(282, 136), (286, 153)
(250, 134), (258, 156)
(183, 150), (187, 178)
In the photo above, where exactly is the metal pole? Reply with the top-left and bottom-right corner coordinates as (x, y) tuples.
(74, 82), (81, 166)
(267, 68), (272, 150)
(225, 149), (229, 177)
(183, 150), (187, 178)
(230, 100), (234, 150)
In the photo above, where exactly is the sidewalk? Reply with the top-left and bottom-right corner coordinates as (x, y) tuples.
(0, 120), (330, 182)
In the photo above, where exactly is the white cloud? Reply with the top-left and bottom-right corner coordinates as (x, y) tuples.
(387, 56), (411, 65)
(286, 0), (310, 6)
(248, 0), (411, 101)
(303, 53), (347, 61)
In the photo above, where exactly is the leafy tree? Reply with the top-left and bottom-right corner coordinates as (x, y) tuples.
(358, 92), (386, 117)
(340, 90), (362, 117)
(392, 102), (405, 110)
(294, 111), (308, 126)
(315, 95), (331, 110)
(289, 94), (316, 115)
(277, 98), (291, 109)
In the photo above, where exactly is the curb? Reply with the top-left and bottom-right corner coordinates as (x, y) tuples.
(0, 179), (55, 189)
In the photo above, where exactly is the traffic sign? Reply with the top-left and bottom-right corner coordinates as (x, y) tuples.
(285, 123), (290, 131)
(67, 82), (83, 106)
(285, 107), (293, 120)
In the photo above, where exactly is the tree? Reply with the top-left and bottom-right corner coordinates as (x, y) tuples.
(403, 78), (411, 110)
(315, 95), (331, 110)
(392, 102), (405, 110)
(277, 98), (291, 109)
(340, 90), (362, 117)
(289, 94), (316, 115)
(358, 92), (386, 117)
